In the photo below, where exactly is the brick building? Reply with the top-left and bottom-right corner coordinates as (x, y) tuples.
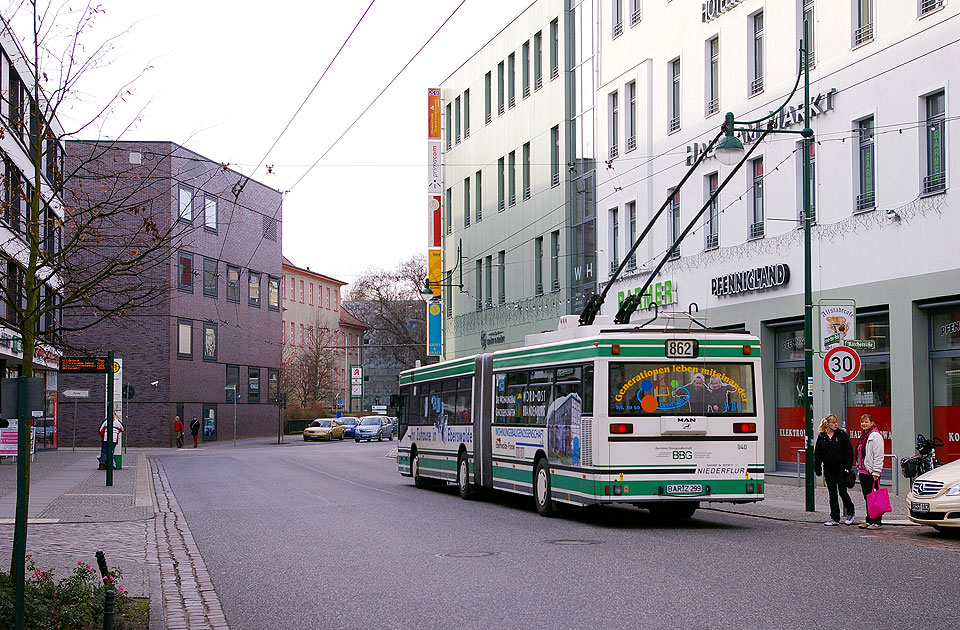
(62, 141), (283, 447)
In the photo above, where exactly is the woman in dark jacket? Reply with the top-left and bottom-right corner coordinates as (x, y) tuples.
(814, 414), (855, 526)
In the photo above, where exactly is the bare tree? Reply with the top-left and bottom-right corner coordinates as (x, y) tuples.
(281, 316), (340, 408)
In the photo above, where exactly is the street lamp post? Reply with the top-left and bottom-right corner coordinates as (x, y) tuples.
(715, 21), (816, 511)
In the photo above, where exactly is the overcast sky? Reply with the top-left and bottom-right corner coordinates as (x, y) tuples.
(25, 0), (526, 285)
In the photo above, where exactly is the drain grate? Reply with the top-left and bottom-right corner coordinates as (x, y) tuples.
(545, 539), (602, 546)
(437, 551), (499, 558)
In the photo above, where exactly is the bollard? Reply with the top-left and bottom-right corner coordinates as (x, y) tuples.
(102, 589), (115, 630)
(96, 550), (109, 579)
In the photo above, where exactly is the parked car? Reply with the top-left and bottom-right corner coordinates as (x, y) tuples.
(905, 457), (960, 532)
(303, 418), (345, 442)
(342, 417), (359, 438)
(386, 416), (398, 436)
(354, 415), (393, 442)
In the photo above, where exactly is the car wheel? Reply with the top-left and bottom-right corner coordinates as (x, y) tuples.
(355, 437), (360, 443)
(413, 452), (429, 489)
(534, 459), (553, 516)
(457, 453), (473, 500)
(388, 432), (393, 441)
(378, 432), (383, 442)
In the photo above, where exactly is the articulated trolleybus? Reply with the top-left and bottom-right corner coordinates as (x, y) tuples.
(397, 312), (764, 519)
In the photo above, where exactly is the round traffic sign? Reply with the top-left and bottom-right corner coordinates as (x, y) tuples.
(823, 346), (862, 383)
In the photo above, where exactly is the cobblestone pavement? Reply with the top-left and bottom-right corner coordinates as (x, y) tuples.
(151, 457), (230, 630)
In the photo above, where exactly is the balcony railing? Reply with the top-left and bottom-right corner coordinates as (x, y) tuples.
(626, 255), (637, 270)
(631, 7), (642, 25)
(509, 193), (516, 207)
(855, 191), (876, 212)
(509, 96), (516, 108)
(705, 233), (719, 250)
(498, 103), (504, 115)
(486, 112), (492, 124)
(609, 259), (619, 276)
(922, 173), (946, 195)
(464, 128), (470, 138)
(854, 22), (874, 46)
(476, 299), (483, 312)
(552, 278), (560, 291)
(536, 283), (543, 296)
(921, 0), (944, 15)
(626, 136), (636, 152)
(748, 221), (765, 240)
(706, 98), (719, 116)
(668, 246), (681, 261)
(523, 85), (530, 99)
(552, 172), (560, 187)
(523, 186), (531, 200)
(485, 297), (492, 309)
(551, 66), (559, 80)
(498, 198), (505, 211)
(668, 115), (681, 133)
(613, 22), (623, 38)
(608, 144), (619, 160)
(750, 77), (764, 96)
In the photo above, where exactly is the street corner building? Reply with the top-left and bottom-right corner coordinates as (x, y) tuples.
(61, 141), (283, 447)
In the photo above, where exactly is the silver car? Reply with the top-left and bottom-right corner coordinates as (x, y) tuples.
(354, 416), (393, 442)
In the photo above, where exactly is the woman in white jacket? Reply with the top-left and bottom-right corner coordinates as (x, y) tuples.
(855, 413), (885, 529)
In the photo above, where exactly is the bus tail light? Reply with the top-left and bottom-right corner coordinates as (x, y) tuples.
(743, 345), (752, 355)
(610, 423), (633, 434)
(733, 422), (756, 433)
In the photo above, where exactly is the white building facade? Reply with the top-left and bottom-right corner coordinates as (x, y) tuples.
(595, 0), (960, 470)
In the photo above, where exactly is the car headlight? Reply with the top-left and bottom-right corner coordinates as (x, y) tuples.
(947, 484), (960, 496)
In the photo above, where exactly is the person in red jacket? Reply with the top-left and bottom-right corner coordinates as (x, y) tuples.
(174, 416), (184, 448)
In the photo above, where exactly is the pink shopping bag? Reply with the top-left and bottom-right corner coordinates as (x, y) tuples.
(867, 482), (892, 520)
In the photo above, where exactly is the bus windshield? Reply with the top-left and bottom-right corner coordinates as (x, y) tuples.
(609, 362), (756, 416)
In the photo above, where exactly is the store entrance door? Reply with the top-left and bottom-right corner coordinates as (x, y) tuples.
(202, 405), (217, 441)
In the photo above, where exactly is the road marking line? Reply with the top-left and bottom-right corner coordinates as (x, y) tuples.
(289, 460), (405, 498)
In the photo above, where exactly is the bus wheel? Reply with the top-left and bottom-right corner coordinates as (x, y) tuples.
(457, 454), (474, 500)
(534, 459), (553, 516)
(413, 452), (429, 489)
(648, 501), (698, 522)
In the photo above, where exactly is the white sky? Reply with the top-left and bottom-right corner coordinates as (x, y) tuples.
(38, 0), (526, 286)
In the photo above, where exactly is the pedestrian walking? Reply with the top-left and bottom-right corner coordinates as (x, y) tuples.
(190, 416), (201, 448)
(97, 417), (124, 470)
(174, 415), (184, 448)
(855, 413), (885, 530)
(814, 414), (855, 526)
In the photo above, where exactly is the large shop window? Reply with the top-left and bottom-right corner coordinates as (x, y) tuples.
(931, 308), (960, 463)
(845, 312), (891, 470)
(774, 326), (805, 470)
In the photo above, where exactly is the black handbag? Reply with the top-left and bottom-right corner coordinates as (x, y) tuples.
(844, 468), (857, 489)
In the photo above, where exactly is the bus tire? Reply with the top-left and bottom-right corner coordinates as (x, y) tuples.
(413, 452), (429, 489)
(648, 501), (698, 522)
(457, 453), (474, 500)
(534, 459), (553, 516)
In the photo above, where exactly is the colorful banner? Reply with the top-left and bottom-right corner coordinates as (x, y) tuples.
(428, 88), (441, 139)
(820, 302), (855, 351)
(428, 248), (442, 299)
(427, 302), (442, 357)
(428, 195), (442, 247)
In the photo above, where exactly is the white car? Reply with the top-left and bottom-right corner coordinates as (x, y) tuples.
(905, 458), (960, 532)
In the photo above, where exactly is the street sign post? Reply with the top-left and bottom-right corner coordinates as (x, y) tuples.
(845, 339), (876, 351)
(62, 389), (90, 452)
(823, 346), (862, 384)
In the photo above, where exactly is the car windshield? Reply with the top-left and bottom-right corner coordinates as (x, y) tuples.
(312, 420), (332, 428)
(343, 418), (357, 426)
(360, 417), (380, 426)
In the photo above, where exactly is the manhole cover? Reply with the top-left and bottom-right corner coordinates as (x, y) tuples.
(437, 551), (499, 558)
(545, 539), (602, 546)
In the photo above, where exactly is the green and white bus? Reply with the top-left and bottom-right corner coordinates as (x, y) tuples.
(396, 313), (764, 519)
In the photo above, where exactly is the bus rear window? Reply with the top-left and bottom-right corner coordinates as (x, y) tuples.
(609, 362), (755, 417)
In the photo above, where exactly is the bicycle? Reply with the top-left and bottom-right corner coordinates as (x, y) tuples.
(899, 433), (944, 479)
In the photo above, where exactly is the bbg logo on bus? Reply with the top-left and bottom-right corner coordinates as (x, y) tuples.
(672, 450), (693, 460)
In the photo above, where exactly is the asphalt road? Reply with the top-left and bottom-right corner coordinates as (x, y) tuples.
(158, 438), (960, 630)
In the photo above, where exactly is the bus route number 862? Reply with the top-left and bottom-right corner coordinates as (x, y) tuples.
(665, 339), (699, 359)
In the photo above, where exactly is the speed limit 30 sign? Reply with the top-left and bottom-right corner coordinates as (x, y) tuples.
(823, 346), (862, 383)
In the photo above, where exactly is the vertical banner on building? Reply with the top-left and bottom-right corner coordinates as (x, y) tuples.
(427, 301), (443, 357)
(428, 88), (441, 139)
(428, 195), (442, 247)
(428, 248), (442, 299)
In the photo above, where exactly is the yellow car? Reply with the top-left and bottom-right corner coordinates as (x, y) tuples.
(302, 418), (345, 441)
(906, 457), (960, 532)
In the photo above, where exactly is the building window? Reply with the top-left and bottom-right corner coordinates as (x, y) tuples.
(522, 143), (531, 200)
(802, 0), (816, 67)
(177, 252), (194, 292)
(749, 158), (765, 240)
(856, 117), (876, 211)
(550, 18), (559, 79)
(498, 158), (506, 211)
(498, 61), (505, 115)
(923, 90), (946, 194)
(463, 176), (471, 227)
(475, 171), (482, 222)
(507, 53), (516, 108)
(920, 0), (946, 16)
(854, 0), (874, 46)
(300, 279), (304, 303)
(300, 324), (305, 346)
(248, 272), (261, 306)
(445, 187), (452, 232)
(626, 201), (637, 269)
(288, 276), (294, 301)
(750, 12), (764, 95)
(327, 287), (331, 309)
(203, 322), (217, 362)
(309, 282), (314, 305)
(535, 236), (544, 295)
(268, 276), (280, 310)
(248, 367), (260, 403)
(334, 291), (338, 311)
(226, 365), (240, 402)
(455, 95), (461, 144)
(705, 173), (719, 250)
(178, 186), (193, 223)
(669, 58), (681, 133)
(608, 90), (619, 160)
(630, 0), (642, 25)
(445, 103), (452, 150)
(706, 37), (719, 116)
(204, 195), (217, 232)
(508, 151), (516, 206)
(268, 368), (279, 403)
(551, 125), (560, 187)
(609, 208), (619, 275)
(534, 31), (543, 90)
(463, 89), (470, 137)
(522, 40), (531, 98)
(550, 230), (560, 291)
(485, 71), (492, 123)
(612, 0), (623, 38)
(475, 260), (483, 311)
(497, 251), (506, 305)
(226, 265), (241, 303)
(930, 307), (960, 463)
(625, 81), (637, 151)
(203, 258), (217, 297)
(178, 320), (193, 359)
(668, 188), (681, 259)
(485, 256), (493, 308)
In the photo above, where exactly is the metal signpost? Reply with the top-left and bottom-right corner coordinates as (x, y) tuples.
(62, 389), (90, 451)
(59, 354), (114, 484)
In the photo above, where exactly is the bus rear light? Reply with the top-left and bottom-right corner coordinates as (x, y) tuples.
(610, 423), (633, 434)
(733, 422), (756, 433)
(604, 484), (610, 495)
(746, 483), (755, 494)
(611, 344), (621, 355)
(613, 485), (623, 496)
(743, 345), (752, 355)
